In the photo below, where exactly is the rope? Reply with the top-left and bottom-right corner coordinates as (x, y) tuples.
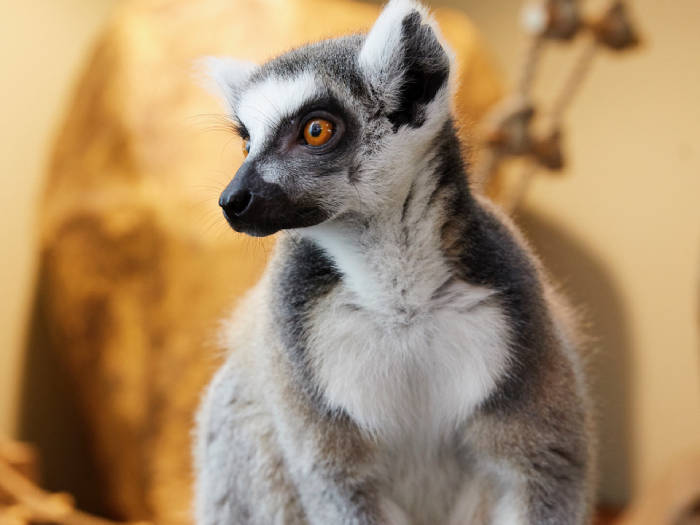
(505, 35), (599, 213)
(475, 0), (637, 213)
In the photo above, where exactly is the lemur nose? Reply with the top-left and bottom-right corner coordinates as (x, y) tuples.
(220, 189), (254, 217)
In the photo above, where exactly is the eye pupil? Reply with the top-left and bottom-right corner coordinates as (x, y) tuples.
(310, 122), (322, 137)
(303, 118), (334, 147)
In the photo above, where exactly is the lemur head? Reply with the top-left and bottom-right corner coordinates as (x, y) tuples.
(207, 0), (454, 237)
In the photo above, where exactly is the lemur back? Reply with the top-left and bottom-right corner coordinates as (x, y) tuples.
(194, 1), (595, 524)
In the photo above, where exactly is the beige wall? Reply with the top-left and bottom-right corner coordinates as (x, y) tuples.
(0, 0), (117, 437)
(1, 0), (699, 509)
(454, 0), (700, 504)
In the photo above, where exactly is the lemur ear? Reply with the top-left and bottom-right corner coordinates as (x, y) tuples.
(199, 57), (257, 112)
(359, 0), (453, 130)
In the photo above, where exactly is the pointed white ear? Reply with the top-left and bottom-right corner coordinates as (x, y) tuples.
(359, 0), (431, 80)
(359, 0), (453, 129)
(198, 57), (257, 112)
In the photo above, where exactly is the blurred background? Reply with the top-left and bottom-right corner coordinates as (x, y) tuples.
(1, 0), (699, 524)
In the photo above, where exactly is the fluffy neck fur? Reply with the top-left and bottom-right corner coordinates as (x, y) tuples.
(302, 122), (470, 319)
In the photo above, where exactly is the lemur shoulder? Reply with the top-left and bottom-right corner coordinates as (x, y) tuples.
(194, 1), (595, 523)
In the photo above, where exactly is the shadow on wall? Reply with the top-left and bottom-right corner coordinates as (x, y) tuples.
(516, 207), (633, 507)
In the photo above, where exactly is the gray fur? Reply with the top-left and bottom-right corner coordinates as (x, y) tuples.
(195, 1), (594, 523)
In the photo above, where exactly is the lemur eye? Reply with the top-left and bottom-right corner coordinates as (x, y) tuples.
(241, 139), (250, 157)
(303, 118), (334, 147)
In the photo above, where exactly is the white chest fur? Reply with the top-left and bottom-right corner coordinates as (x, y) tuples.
(305, 276), (509, 440)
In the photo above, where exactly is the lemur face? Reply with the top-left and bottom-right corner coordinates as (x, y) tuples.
(206, 0), (452, 237)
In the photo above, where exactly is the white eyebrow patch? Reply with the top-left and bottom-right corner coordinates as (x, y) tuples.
(237, 71), (320, 156)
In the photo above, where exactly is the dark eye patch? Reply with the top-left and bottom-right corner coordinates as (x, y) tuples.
(288, 95), (348, 125)
(264, 94), (355, 155)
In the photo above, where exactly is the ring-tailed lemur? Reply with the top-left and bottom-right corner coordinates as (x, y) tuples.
(194, 1), (595, 523)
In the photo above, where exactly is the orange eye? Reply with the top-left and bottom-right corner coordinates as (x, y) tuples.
(303, 118), (334, 147)
(241, 139), (250, 157)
